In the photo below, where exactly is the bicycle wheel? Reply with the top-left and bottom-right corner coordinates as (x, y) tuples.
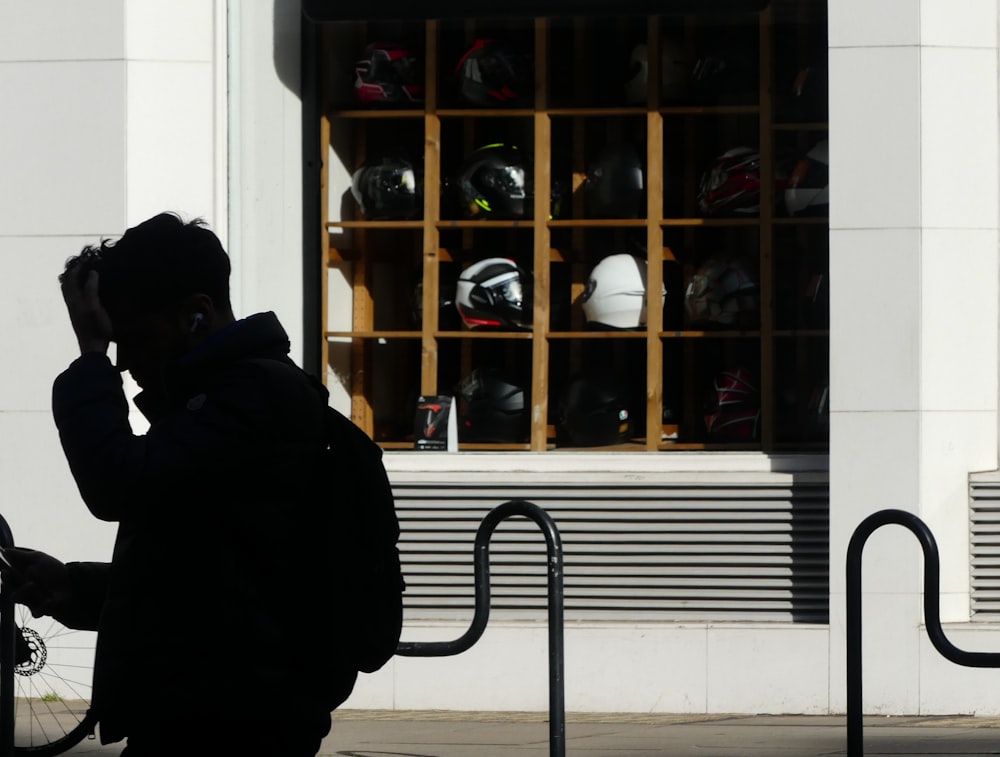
(11, 603), (97, 755)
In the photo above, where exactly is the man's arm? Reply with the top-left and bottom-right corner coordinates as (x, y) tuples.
(51, 353), (138, 521)
(1, 548), (109, 631)
(52, 355), (307, 522)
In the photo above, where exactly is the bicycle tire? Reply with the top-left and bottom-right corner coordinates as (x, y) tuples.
(11, 603), (97, 755)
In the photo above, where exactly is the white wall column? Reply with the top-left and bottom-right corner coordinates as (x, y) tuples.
(828, 0), (1000, 714)
(123, 1), (225, 234)
(0, 2), (127, 555)
(227, 0), (307, 360)
(0, 0), (228, 554)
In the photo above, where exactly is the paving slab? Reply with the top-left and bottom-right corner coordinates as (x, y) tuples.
(44, 710), (1000, 756)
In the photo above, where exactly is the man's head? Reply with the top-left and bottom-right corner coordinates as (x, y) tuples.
(60, 213), (235, 389)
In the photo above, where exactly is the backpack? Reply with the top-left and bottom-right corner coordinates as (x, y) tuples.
(322, 405), (406, 674)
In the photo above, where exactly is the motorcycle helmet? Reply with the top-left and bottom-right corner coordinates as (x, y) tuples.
(775, 58), (828, 123)
(684, 256), (759, 327)
(624, 38), (690, 105)
(457, 368), (530, 443)
(350, 154), (422, 220)
(697, 147), (763, 217)
(455, 257), (533, 330)
(557, 375), (632, 447)
(458, 143), (529, 219)
(584, 141), (645, 219)
(805, 378), (830, 439)
(354, 42), (424, 106)
(690, 46), (757, 105)
(704, 365), (761, 441)
(581, 253), (665, 330)
(803, 265), (829, 329)
(784, 139), (829, 217)
(455, 39), (532, 107)
(411, 273), (459, 330)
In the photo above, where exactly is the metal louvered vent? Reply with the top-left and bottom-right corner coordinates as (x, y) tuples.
(394, 474), (829, 624)
(970, 471), (1000, 619)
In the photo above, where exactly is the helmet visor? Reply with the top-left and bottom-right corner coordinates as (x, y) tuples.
(370, 165), (416, 196)
(491, 276), (524, 308)
(494, 165), (526, 199)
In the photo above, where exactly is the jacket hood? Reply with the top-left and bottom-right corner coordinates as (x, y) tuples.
(179, 311), (291, 372)
(135, 311), (292, 419)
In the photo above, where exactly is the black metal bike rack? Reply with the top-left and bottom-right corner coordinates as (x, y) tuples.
(396, 499), (566, 757)
(0, 501), (565, 757)
(0, 514), (15, 757)
(846, 508), (1000, 756)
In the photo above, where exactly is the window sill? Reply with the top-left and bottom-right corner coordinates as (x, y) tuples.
(383, 450), (829, 476)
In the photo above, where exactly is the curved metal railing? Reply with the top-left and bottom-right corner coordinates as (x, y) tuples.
(396, 499), (566, 757)
(846, 508), (1000, 756)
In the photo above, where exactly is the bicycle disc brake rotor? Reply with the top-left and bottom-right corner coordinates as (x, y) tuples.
(14, 625), (47, 676)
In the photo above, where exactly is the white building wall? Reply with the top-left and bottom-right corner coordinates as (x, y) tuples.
(0, 0), (226, 564)
(123, 1), (225, 236)
(1, 1), (126, 560)
(4, 0), (1000, 718)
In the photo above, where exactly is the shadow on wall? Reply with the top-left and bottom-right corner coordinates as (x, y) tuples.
(273, 0), (302, 97)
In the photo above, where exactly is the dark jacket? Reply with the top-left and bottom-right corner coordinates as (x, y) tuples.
(51, 312), (357, 743)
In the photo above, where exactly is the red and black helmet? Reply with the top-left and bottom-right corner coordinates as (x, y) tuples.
(354, 42), (424, 106)
(455, 39), (532, 107)
(704, 365), (761, 441)
(697, 147), (763, 216)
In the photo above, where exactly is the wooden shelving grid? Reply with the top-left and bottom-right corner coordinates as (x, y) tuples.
(317, 2), (829, 452)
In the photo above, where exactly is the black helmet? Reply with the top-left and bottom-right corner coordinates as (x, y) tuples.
(781, 62), (828, 122)
(584, 141), (645, 219)
(457, 368), (530, 443)
(455, 257), (532, 330)
(354, 42), (424, 106)
(558, 375), (632, 447)
(411, 272), (459, 330)
(691, 46), (757, 105)
(805, 378), (830, 439)
(624, 38), (691, 105)
(350, 154), (422, 220)
(458, 143), (529, 219)
(455, 39), (532, 107)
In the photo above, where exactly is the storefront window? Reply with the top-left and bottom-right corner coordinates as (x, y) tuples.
(311, 1), (828, 452)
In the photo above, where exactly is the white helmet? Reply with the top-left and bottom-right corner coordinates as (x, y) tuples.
(784, 139), (829, 216)
(581, 253), (666, 329)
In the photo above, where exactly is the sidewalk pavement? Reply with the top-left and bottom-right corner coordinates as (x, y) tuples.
(57, 710), (1000, 756)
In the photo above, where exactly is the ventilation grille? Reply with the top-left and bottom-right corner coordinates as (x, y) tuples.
(394, 476), (829, 624)
(970, 473), (1000, 618)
